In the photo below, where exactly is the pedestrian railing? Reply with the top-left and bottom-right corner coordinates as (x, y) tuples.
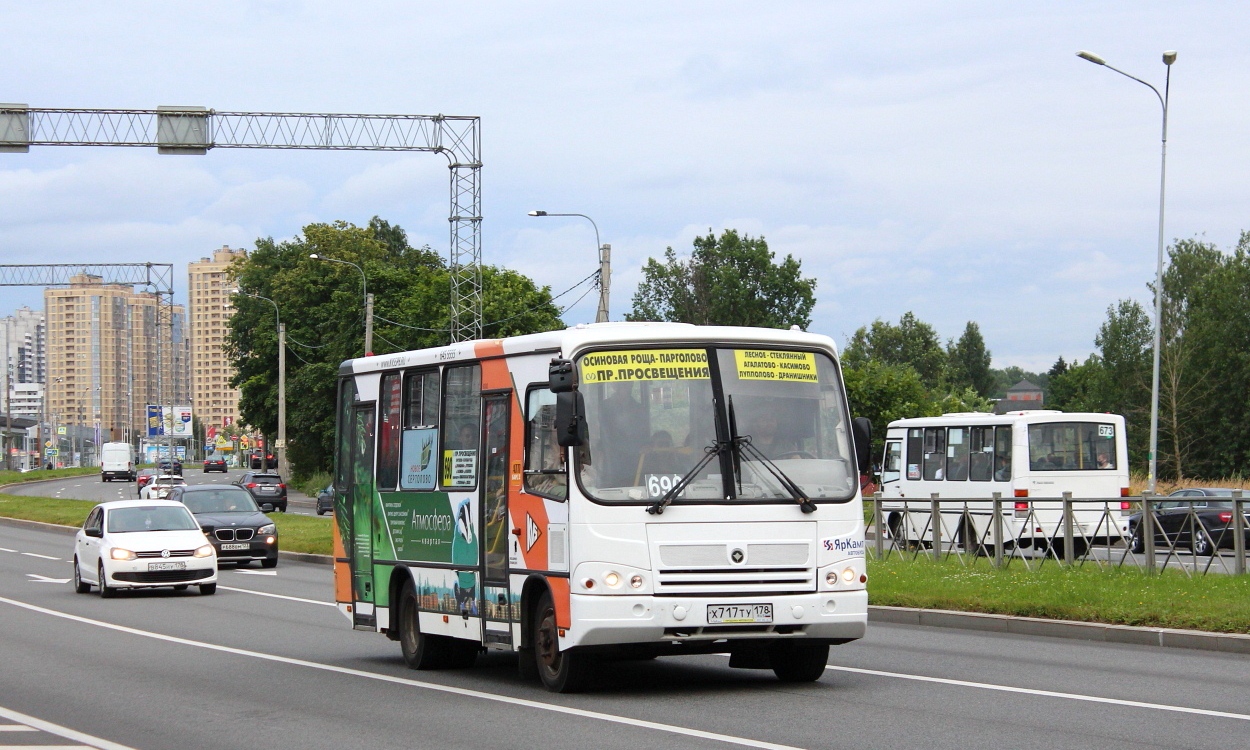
(867, 491), (1249, 576)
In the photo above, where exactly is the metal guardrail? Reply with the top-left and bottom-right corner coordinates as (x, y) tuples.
(869, 491), (1249, 576)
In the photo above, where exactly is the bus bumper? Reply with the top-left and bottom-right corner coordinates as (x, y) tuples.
(565, 590), (867, 649)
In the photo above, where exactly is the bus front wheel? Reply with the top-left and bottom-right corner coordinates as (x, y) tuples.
(533, 590), (591, 693)
(771, 641), (829, 683)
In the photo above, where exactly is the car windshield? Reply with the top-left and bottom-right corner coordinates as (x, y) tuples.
(576, 346), (855, 504)
(107, 505), (199, 533)
(183, 490), (259, 514)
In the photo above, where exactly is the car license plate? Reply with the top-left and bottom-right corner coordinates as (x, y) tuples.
(220, 543), (249, 551)
(707, 603), (773, 624)
(147, 561), (186, 571)
(260, 487), (275, 493)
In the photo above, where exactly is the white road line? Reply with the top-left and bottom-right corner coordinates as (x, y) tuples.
(0, 548), (16, 553)
(825, 665), (1250, 722)
(217, 585), (335, 607)
(0, 725), (37, 731)
(0, 746), (93, 749)
(20, 552), (60, 560)
(0, 596), (801, 750)
(0, 705), (138, 750)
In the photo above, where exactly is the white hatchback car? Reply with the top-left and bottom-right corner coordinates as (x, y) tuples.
(73, 500), (218, 597)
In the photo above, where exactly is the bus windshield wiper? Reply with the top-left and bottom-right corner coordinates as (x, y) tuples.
(646, 442), (725, 515)
(728, 397), (816, 513)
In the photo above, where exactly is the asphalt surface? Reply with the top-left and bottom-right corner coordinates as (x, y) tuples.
(5, 468), (321, 515)
(1, 522), (1248, 750)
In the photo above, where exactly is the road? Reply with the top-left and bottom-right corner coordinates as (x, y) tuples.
(4, 468), (322, 515)
(1, 522), (1248, 750)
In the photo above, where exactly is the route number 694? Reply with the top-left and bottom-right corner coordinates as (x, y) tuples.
(646, 473), (684, 498)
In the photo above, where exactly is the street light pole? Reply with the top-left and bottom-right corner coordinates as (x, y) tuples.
(231, 290), (289, 479)
(528, 211), (610, 322)
(1077, 49), (1176, 494)
(309, 254), (373, 355)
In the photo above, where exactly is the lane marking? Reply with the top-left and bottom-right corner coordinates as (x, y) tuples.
(21, 552), (61, 561)
(0, 596), (800, 750)
(234, 569), (277, 576)
(0, 725), (37, 731)
(217, 585), (335, 607)
(0, 548), (16, 553)
(825, 665), (1250, 722)
(27, 574), (71, 584)
(0, 705), (138, 750)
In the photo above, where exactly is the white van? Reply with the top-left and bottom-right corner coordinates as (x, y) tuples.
(100, 442), (135, 482)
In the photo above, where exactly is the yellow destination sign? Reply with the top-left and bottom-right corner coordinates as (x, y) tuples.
(580, 349), (710, 383)
(733, 349), (818, 382)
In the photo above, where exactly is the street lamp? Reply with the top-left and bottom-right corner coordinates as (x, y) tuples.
(232, 290), (289, 480)
(1077, 49), (1176, 495)
(310, 253), (373, 355)
(528, 210), (611, 323)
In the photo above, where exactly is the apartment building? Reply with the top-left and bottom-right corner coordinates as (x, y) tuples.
(189, 246), (247, 431)
(44, 274), (188, 442)
(1, 306), (46, 413)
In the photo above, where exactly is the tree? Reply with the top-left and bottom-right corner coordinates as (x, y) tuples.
(226, 218), (564, 479)
(947, 321), (994, 397)
(627, 229), (816, 329)
(1047, 356), (1107, 413)
(842, 361), (934, 458)
(1095, 299), (1153, 467)
(843, 312), (947, 390)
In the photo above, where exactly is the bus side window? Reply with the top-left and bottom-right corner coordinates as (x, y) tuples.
(400, 370), (441, 491)
(993, 426), (1012, 481)
(376, 372), (403, 491)
(334, 378), (355, 492)
(441, 364), (482, 489)
(923, 427), (945, 480)
(524, 387), (567, 500)
(882, 440), (902, 483)
(946, 427), (969, 481)
(906, 429), (922, 480)
(969, 426), (993, 481)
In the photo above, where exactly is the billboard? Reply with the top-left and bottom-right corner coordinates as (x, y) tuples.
(146, 405), (194, 437)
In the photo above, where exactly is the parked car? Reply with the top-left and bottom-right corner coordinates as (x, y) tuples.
(234, 472), (288, 512)
(1127, 488), (1250, 556)
(316, 484), (334, 515)
(203, 457), (228, 473)
(169, 485), (279, 568)
(100, 442), (136, 482)
(72, 499), (217, 597)
(158, 459), (184, 476)
(141, 475), (186, 500)
(250, 451), (277, 470)
(135, 468), (159, 494)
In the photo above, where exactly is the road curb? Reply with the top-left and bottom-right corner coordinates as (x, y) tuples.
(869, 605), (1250, 655)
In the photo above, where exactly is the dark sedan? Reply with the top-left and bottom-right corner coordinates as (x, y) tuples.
(1128, 488), (1250, 556)
(158, 459), (184, 475)
(168, 485), (279, 568)
(203, 457), (228, 473)
(315, 484), (334, 515)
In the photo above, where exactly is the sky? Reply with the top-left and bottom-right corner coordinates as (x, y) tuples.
(2, 1), (1248, 372)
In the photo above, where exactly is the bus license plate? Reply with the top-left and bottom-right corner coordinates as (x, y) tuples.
(147, 561), (186, 571)
(707, 603), (773, 624)
(220, 543), (248, 551)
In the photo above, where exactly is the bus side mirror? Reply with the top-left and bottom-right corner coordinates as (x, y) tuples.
(555, 391), (588, 447)
(852, 417), (872, 475)
(549, 357), (576, 393)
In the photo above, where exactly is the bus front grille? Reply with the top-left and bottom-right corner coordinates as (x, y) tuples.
(654, 567), (814, 596)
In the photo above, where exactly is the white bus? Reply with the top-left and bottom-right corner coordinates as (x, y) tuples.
(331, 322), (871, 692)
(878, 411), (1130, 556)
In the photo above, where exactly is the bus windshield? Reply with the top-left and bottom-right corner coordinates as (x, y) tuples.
(1028, 422), (1117, 471)
(576, 346), (856, 504)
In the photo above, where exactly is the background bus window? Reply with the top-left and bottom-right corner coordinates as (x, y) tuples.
(400, 370), (441, 491)
(1028, 422), (1116, 471)
(969, 426), (994, 481)
(906, 428), (922, 480)
(923, 427), (946, 480)
(882, 440), (902, 483)
(404, 370), (440, 428)
(994, 426), (1012, 481)
(376, 373), (402, 491)
(946, 427), (969, 480)
(524, 388), (567, 500)
(441, 365), (482, 488)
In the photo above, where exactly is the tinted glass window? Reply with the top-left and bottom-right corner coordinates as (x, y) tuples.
(441, 364), (481, 488)
(377, 372), (402, 491)
(969, 426), (994, 481)
(906, 428), (922, 480)
(923, 427), (945, 481)
(525, 387), (567, 500)
(946, 427), (970, 481)
(882, 440), (902, 484)
(107, 506), (199, 533)
(1028, 422), (1117, 471)
(994, 426), (1012, 481)
(183, 490), (259, 514)
(404, 370), (440, 428)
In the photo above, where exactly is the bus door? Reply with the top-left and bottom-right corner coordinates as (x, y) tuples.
(479, 393), (513, 647)
(348, 403), (376, 628)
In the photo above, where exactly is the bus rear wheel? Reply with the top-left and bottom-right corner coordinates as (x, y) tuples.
(397, 580), (453, 669)
(770, 641), (829, 683)
(533, 590), (590, 693)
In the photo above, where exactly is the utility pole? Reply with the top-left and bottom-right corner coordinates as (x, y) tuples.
(365, 293), (375, 356)
(277, 323), (288, 479)
(597, 244), (611, 324)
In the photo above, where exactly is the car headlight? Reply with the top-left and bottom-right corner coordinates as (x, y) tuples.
(258, 523), (276, 535)
(110, 547), (136, 561)
(193, 544), (215, 558)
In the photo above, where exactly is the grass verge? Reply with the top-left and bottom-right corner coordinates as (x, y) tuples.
(0, 467), (101, 486)
(0, 493), (333, 557)
(293, 471), (331, 499)
(869, 555), (1250, 633)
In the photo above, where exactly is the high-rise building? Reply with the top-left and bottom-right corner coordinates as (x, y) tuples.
(1, 306), (47, 413)
(188, 246), (248, 431)
(44, 274), (188, 443)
